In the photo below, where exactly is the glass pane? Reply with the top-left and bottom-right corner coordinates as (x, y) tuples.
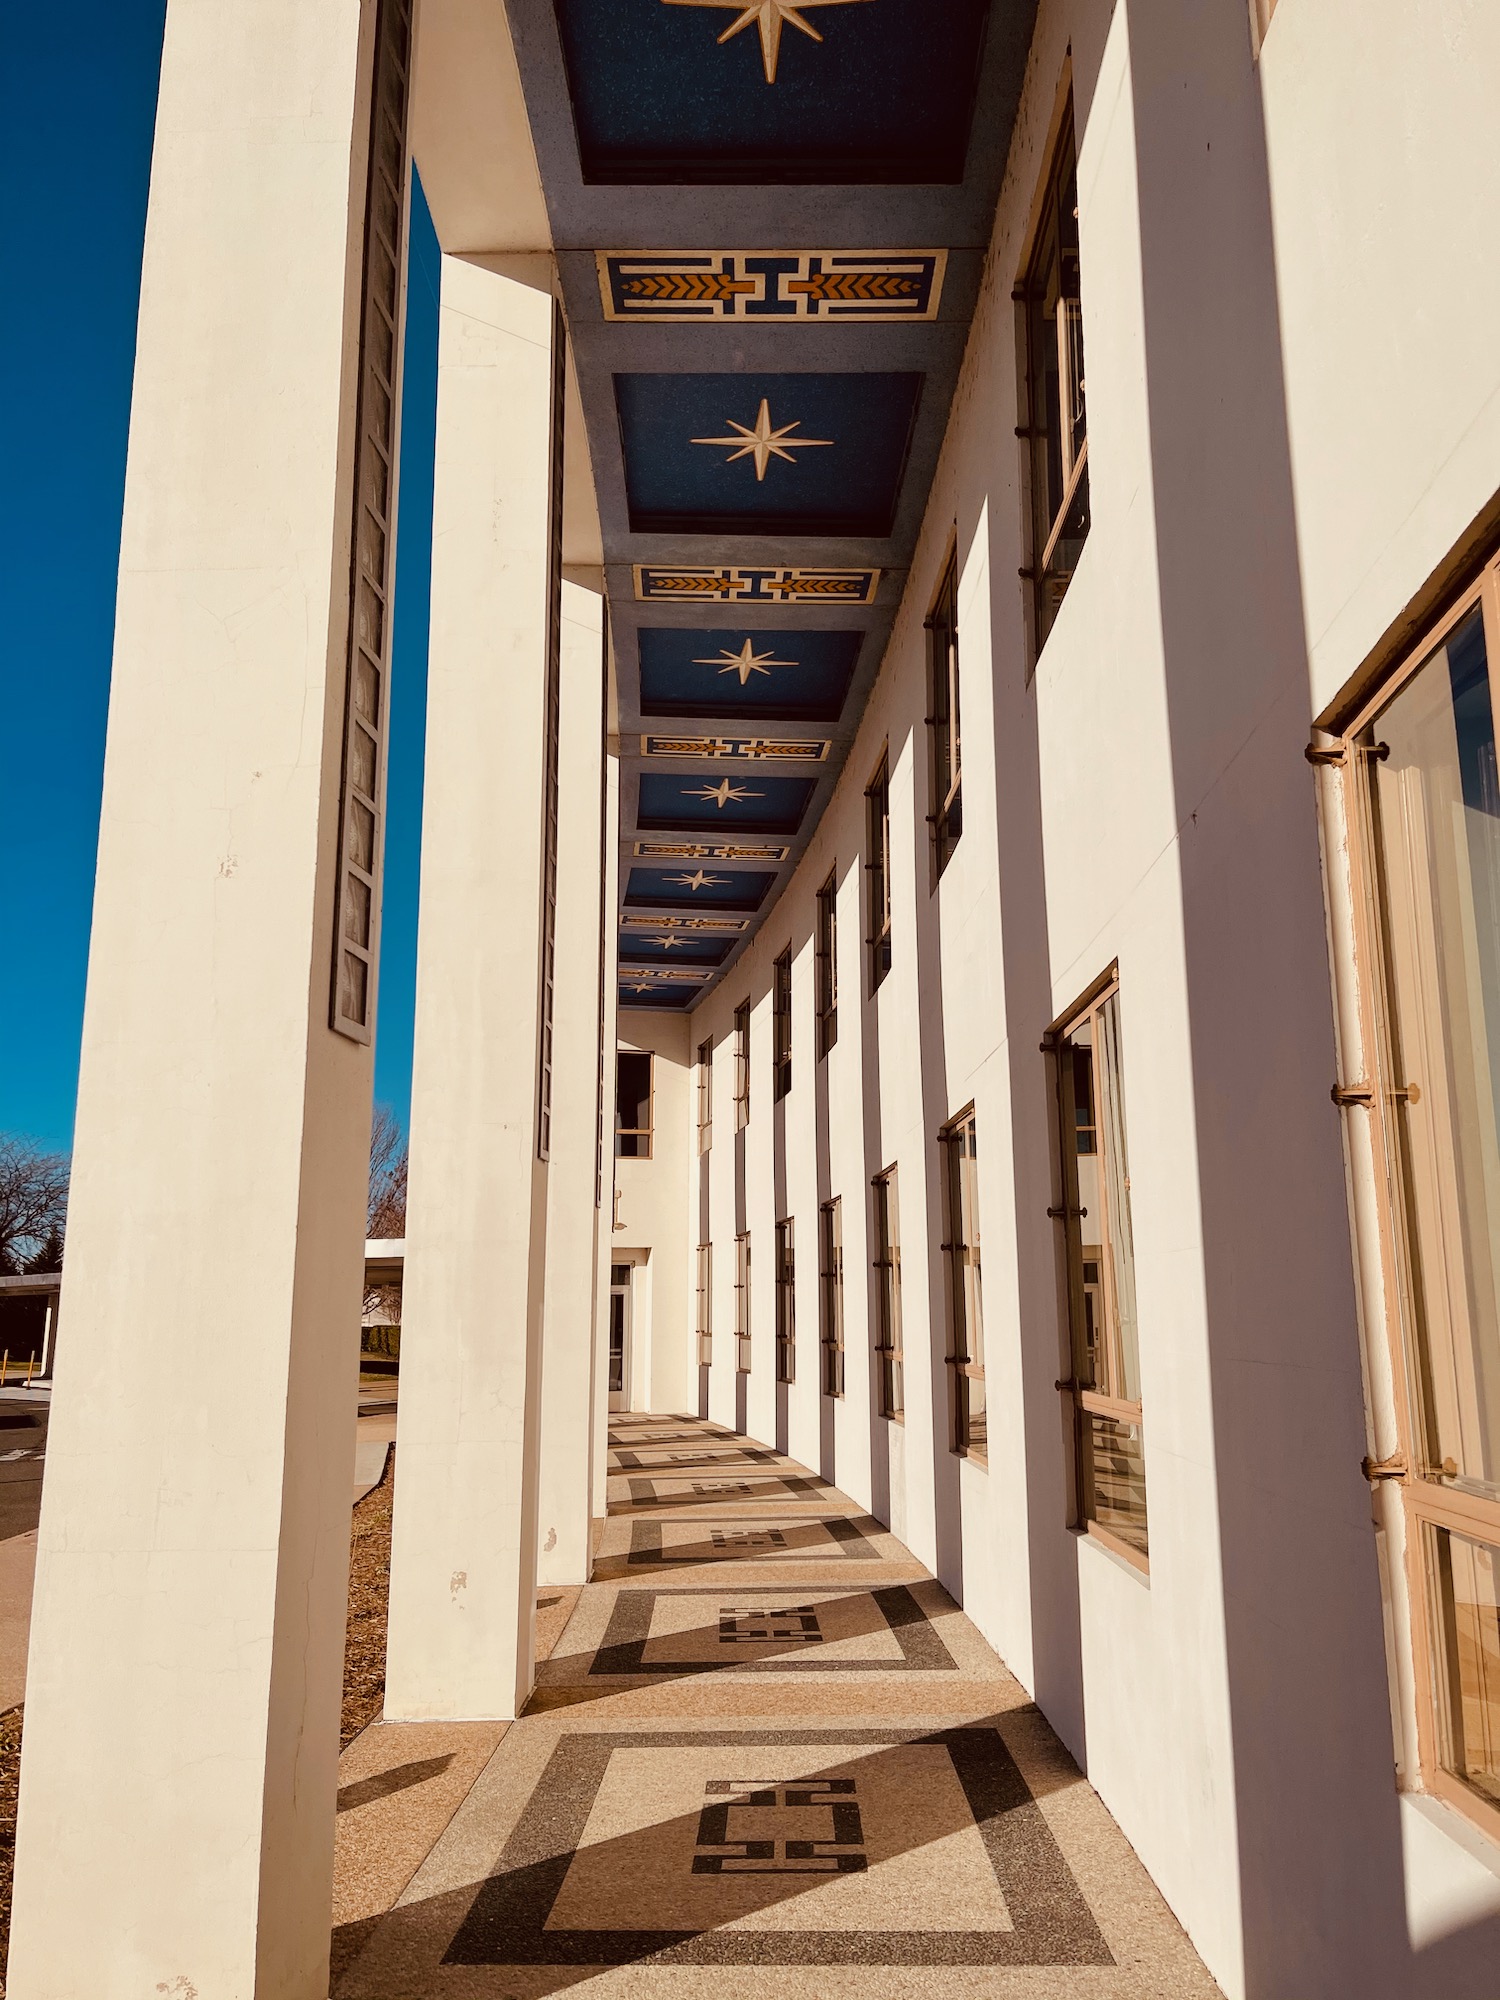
(962, 1367), (987, 1458)
(1371, 608), (1500, 1497)
(1086, 1413), (1148, 1557)
(1097, 993), (1141, 1404)
(339, 950), (368, 1027)
(349, 799), (376, 872)
(350, 722), (378, 801)
(343, 872), (372, 948)
(1426, 1522), (1500, 1807)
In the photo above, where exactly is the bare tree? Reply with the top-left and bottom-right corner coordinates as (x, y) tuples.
(0, 1137), (69, 1275)
(364, 1106), (408, 1322)
(367, 1104), (408, 1239)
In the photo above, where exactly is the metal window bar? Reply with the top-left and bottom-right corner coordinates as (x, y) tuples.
(331, 0), (413, 1042)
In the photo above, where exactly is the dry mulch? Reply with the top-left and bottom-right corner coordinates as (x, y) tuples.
(343, 1448), (396, 1746)
(0, 1452), (396, 1993)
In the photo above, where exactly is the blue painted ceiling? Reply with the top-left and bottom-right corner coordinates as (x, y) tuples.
(503, 0), (1038, 1008)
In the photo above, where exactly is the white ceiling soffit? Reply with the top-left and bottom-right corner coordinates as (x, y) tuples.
(411, 0), (552, 255)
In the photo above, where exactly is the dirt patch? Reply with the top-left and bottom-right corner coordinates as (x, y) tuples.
(343, 1448), (395, 1748)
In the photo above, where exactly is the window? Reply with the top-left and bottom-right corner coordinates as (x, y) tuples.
(819, 1198), (844, 1397)
(866, 756), (892, 992)
(733, 1001), (751, 1130)
(816, 870), (839, 1057)
(330, 0), (414, 1045)
(1335, 562), (1500, 1830)
(697, 1037), (714, 1153)
(614, 1050), (653, 1159)
(696, 1242), (713, 1368)
(776, 1218), (796, 1383)
(927, 552), (963, 873)
(942, 1109), (986, 1458)
(1053, 976), (1146, 1565)
(1021, 101), (1088, 655)
(735, 1231), (752, 1373)
(873, 1168), (903, 1420)
(773, 951), (793, 1100)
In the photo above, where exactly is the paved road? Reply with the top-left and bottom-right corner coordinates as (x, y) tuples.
(0, 1403), (48, 1543)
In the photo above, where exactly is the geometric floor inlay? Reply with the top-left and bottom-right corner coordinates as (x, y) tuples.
(444, 1727), (1113, 1966)
(333, 1412), (1226, 1997)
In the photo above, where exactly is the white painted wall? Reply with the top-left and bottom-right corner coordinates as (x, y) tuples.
(658, 2), (1500, 1995)
(612, 1011), (693, 1417)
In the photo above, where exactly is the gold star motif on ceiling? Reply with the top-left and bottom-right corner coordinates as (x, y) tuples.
(687, 780), (766, 808)
(692, 398), (834, 482)
(695, 639), (799, 685)
(666, 869), (730, 892)
(661, 0), (873, 84)
(651, 936), (685, 949)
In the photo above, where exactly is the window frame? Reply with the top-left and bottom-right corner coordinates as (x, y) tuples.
(872, 1166), (904, 1421)
(819, 1196), (845, 1398)
(1050, 968), (1148, 1572)
(1329, 555), (1500, 1841)
(865, 754), (893, 993)
(816, 869), (839, 1057)
(1019, 98), (1089, 660)
(926, 550), (963, 877)
(773, 950), (793, 1100)
(941, 1107), (986, 1461)
(733, 1000), (751, 1130)
(613, 1048), (654, 1160)
(695, 1241), (713, 1369)
(775, 1217), (796, 1384)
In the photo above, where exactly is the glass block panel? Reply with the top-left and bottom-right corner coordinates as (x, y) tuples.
(340, 950), (369, 1027)
(356, 580), (384, 661)
(368, 303), (394, 391)
(362, 443), (389, 523)
(343, 872), (372, 948)
(349, 799), (376, 872)
(350, 722), (377, 801)
(359, 506), (387, 587)
(353, 654), (381, 727)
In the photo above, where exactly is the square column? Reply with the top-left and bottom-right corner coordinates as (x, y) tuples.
(536, 580), (607, 1584)
(383, 256), (562, 1719)
(6, 2), (398, 1995)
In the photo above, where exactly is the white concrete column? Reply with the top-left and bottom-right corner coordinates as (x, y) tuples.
(536, 581), (607, 1583)
(594, 749), (622, 1499)
(383, 255), (560, 1719)
(7, 4), (380, 1996)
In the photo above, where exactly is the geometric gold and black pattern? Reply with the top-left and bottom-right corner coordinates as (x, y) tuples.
(598, 250), (947, 322)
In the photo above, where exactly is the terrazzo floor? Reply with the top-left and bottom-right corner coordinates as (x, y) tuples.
(331, 1414), (1222, 1998)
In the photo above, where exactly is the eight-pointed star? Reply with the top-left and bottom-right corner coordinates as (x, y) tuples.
(661, 0), (873, 85)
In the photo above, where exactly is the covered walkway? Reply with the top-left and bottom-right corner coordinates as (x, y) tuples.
(331, 1415), (1218, 1996)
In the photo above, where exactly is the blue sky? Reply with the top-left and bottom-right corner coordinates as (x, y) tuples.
(1, 9), (436, 1154)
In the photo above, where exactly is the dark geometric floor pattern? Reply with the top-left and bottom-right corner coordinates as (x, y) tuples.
(334, 1414), (1223, 1997)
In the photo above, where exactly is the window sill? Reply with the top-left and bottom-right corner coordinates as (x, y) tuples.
(1075, 1520), (1150, 1581)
